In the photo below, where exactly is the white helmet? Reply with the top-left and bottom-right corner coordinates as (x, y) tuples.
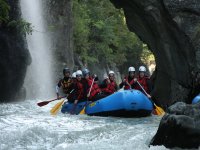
(76, 70), (82, 76)
(72, 72), (76, 78)
(109, 70), (115, 75)
(139, 66), (146, 72)
(128, 66), (135, 72)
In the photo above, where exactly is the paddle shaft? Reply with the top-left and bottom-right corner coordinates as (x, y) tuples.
(49, 89), (75, 115)
(88, 78), (95, 98)
(136, 80), (165, 115)
(37, 96), (66, 107)
(136, 81), (149, 96)
(37, 89), (74, 107)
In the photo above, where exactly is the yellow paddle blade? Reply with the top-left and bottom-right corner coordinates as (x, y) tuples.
(154, 104), (165, 116)
(79, 107), (85, 115)
(50, 99), (64, 115)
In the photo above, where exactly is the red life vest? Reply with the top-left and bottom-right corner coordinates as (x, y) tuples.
(88, 83), (101, 100)
(124, 76), (135, 90)
(102, 80), (117, 94)
(76, 80), (84, 100)
(86, 77), (94, 94)
(87, 77), (93, 86)
(135, 76), (150, 94)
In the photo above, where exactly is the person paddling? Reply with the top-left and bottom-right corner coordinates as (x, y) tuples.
(56, 68), (73, 99)
(67, 72), (77, 103)
(100, 70), (118, 96)
(82, 68), (93, 99)
(135, 66), (152, 98)
(73, 70), (85, 105)
(88, 75), (106, 101)
(119, 66), (137, 90)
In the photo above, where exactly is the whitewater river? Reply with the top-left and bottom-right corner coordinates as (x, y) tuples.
(0, 99), (169, 150)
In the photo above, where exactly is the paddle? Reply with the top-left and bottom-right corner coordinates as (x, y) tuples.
(50, 99), (65, 115)
(136, 81), (165, 115)
(37, 96), (66, 107)
(79, 78), (95, 115)
(49, 89), (75, 115)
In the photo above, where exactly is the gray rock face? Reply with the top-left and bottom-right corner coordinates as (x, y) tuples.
(150, 102), (200, 148)
(110, 0), (200, 107)
(0, 0), (31, 102)
(44, 0), (74, 77)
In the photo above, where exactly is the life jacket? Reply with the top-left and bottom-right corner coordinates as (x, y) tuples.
(76, 80), (84, 100)
(67, 80), (77, 102)
(102, 80), (117, 95)
(135, 76), (150, 94)
(81, 78), (92, 100)
(58, 77), (72, 94)
(86, 77), (94, 94)
(124, 76), (136, 90)
(81, 77), (93, 90)
(88, 83), (101, 100)
(87, 77), (93, 87)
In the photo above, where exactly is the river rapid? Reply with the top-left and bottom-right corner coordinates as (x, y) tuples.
(0, 99), (169, 150)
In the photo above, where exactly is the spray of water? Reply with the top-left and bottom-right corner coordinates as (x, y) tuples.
(20, 0), (55, 99)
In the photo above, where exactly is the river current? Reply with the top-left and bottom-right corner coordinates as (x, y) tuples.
(0, 99), (169, 150)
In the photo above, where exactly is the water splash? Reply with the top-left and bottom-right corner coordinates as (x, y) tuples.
(20, 0), (55, 99)
(0, 99), (168, 150)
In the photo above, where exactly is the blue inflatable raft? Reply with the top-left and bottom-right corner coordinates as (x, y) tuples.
(192, 94), (200, 104)
(61, 90), (154, 117)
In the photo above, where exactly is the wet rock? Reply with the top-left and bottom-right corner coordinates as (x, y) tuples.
(0, 0), (31, 102)
(110, 0), (200, 107)
(43, 0), (74, 78)
(150, 102), (200, 148)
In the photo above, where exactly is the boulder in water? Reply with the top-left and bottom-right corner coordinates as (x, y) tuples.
(150, 102), (200, 149)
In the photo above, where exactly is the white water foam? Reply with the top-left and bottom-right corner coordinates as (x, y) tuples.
(0, 99), (170, 150)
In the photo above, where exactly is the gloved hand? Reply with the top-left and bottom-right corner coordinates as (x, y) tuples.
(104, 74), (108, 79)
(57, 93), (61, 99)
(106, 78), (110, 84)
(123, 79), (126, 83)
(93, 74), (97, 78)
(74, 99), (79, 105)
(147, 94), (151, 99)
(87, 93), (90, 98)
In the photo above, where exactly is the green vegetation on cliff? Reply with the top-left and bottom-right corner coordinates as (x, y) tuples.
(73, 0), (154, 73)
(0, 0), (32, 35)
(0, 0), (10, 24)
